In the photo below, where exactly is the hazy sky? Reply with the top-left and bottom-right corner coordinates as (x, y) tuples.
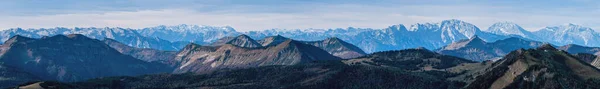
(1, 0), (599, 32)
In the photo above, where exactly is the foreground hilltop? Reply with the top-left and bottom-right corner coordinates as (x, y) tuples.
(0, 34), (172, 84)
(19, 44), (600, 89)
(17, 48), (471, 89)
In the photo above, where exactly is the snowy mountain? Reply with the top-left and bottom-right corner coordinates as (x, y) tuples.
(485, 22), (537, 39)
(533, 23), (600, 47)
(2, 20), (600, 54)
(139, 24), (240, 44)
(246, 19), (508, 53)
(0, 27), (179, 51)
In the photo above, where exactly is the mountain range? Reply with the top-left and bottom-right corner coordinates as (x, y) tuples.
(14, 44), (600, 89)
(436, 36), (546, 61)
(436, 35), (600, 62)
(0, 34), (172, 84)
(4, 19), (600, 88)
(2, 19), (600, 54)
(173, 39), (341, 73)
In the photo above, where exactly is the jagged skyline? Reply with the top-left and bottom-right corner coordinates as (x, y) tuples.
(1, 0), (599, 31)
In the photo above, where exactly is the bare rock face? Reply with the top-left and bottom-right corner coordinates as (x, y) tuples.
(0, 34), (172, 82)
(173, 39), (341, 73)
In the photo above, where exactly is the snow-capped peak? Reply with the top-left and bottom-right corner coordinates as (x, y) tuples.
(149, 24), (237, 32)
(486, 22), (531, 37)
(539, 23), (594, 32)
(408, 23), (439, 31)
(439, 19), (481, 40)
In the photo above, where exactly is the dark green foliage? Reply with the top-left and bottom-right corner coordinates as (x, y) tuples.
(33, 61), (466, 89)
(356, 49), (475, 70)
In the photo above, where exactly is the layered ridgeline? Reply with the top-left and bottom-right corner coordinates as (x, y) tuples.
(18, 48), (475, 89)
(102, 38), (179, 66)
(247, 19), (508, 53)
(12, 45), (600, 88)
(0, 27), (182, 51)
(4, 20), (600, 53)
(254, 35), (367, 59)
(436, 36), (546, 62)
(533, 24), (600, 46)
(210, 35), (367, 59)
(464, 44), (600, 89)
(0, 34), (172, 87)
(345, 48), (476, 70)
(173, 38), (342, 73)
(209, 35), (263, 48)
(0, 34), (359, 87)
(139, 24), (241, 45)
(436, 34), (600, 62)
(558, 44), (600, 55)
(485, 22), (600, 49)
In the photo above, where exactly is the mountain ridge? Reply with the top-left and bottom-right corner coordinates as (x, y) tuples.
(3, 20), (600, 53)
(0, 34), (172, 83)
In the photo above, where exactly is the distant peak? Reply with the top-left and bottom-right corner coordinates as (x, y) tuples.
(538, 44), (557, 50)
(66, 34), (86, 38)
(154, 24), (237, 32)
(388, 24), (407, 30)
(542, 23), (593, 32)
(264, 35), (289, 40)
(236, 34), (251, 38)
(326, 37), (341, 41)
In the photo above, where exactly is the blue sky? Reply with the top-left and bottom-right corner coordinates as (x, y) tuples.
(0, 0), (599, 31)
